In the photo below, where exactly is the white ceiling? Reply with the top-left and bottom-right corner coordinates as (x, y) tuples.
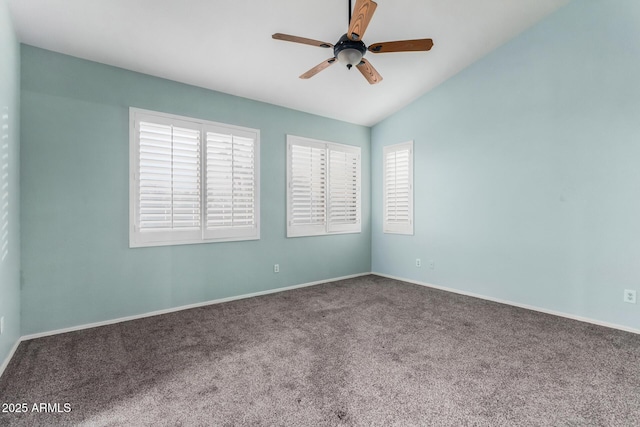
(9, 0), (569, 126)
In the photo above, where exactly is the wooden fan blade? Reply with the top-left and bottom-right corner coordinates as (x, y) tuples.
(356, 58), (383, 85)
(347, 0), (378, 41)
(368, 38), (434, 53)
(272, 33), (333, 48)
(300, 58), (337, 79)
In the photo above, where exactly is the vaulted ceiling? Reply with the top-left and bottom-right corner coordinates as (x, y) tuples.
(9, 0), (570, 126)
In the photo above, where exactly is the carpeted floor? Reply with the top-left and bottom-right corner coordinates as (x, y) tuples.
(1, 275), (639, 426)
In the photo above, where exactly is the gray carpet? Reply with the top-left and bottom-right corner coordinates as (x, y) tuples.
(1, 275), (639, 426)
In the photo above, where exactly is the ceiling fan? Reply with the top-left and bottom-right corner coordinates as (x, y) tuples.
(272, 0), (434, 84)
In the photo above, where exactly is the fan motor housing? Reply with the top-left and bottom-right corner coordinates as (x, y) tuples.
(334, 34), (367, 68)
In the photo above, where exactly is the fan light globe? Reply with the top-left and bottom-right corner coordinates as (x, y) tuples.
(337, 48), (363, 69)
(333, 34), (367, 70)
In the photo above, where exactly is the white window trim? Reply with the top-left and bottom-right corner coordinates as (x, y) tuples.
(286, 135), (361, 238)
(383, 141), (414, 235)
(129, 108), (260, 248)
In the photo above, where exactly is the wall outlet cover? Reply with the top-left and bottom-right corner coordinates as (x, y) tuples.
(623, 289), (636, 304)
(274, 264), (280, 273)
(415, 259), (421, 267)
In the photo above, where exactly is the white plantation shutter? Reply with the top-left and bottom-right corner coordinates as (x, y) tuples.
(383, 141), (413, 235)
(130, 109), (260, 247)
(205, 128), (258, 239)
(328, 147), (361, 233)
(138, 122), (201, 230)
(206, 132), (233, 229)
(1, 107), (8, 261)
(287, 140), (327, 236)
(286, 135), (361, 237)
(135, 118), (202, 244)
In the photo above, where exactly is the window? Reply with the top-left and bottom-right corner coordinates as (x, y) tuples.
(1, 107), (8, 261)
(286, 135), (361, 237)
(383, 141), (413, 235)
(130, 108), (260, 247)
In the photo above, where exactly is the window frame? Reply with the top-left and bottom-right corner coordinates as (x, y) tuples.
(129, 108), (260, 248)
(286, 135), (361, 238)
(383, 140), (414, 235)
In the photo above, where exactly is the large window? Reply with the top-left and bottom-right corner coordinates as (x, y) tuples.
(286, 135), (361, 237)
(383, 141), (413, 235)
(130, 108), (260, 247)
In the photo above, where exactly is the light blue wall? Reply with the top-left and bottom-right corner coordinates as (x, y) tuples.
(20, 46), (371, 335)
(0, 0), (21, 364)
(372, 0), (640, 330)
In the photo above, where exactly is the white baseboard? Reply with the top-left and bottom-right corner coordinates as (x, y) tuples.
(372, 272), (640, 335)
(0, 338), (21, 380)
(21, 272), (370, 342)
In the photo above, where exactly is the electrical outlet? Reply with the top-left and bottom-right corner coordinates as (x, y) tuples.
(274, 264), (280, 273)
(415, 259), (421, 267)
(0, 316), (4, 335)
(428, 260), (435, 270)
(623, 289), (636, 304)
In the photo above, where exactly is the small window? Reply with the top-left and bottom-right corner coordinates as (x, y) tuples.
(383, 141), (413, 235)
(130, 108), (260, 247)
(286, 135), (361, 237)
